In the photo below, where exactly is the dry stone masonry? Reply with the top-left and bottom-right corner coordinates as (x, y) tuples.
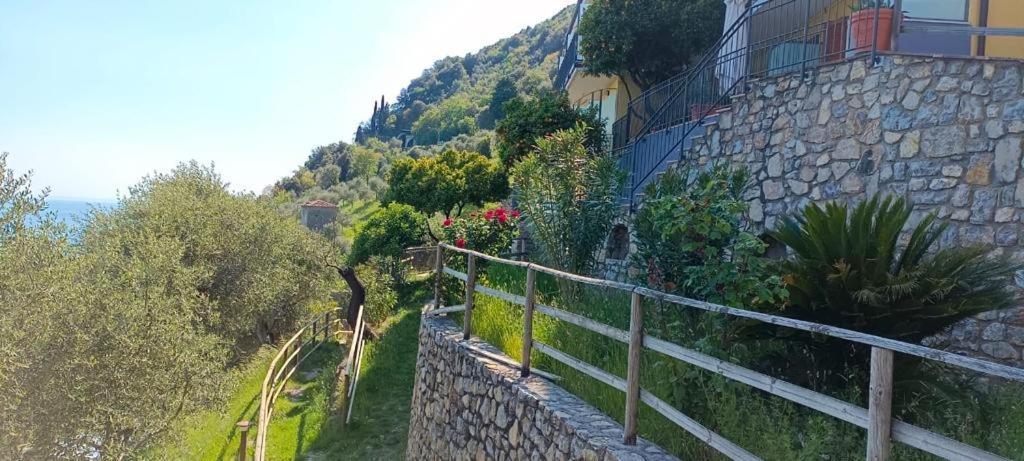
(682, 54), (1024, 364)
(406, 316), (677, 461)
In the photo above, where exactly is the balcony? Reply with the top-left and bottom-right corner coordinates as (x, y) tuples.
(555, 33), (582, 90)
(610, 0), (1024, 208)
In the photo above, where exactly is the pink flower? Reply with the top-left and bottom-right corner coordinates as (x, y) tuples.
(442, 218), (453, 227)
(484, 210), (495, 220)
(455, 238), (466, 248)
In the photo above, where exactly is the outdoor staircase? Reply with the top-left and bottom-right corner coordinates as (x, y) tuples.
(621, 118), (715, 207)
(614, 1), (756, 211)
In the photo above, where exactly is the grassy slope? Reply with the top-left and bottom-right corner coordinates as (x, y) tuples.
(150, 277), (428, 461)
(146, 345), (341, 461)
(303, 280), (429, 460)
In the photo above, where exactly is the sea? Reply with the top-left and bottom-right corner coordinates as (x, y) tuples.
(41, 198), (117, 227)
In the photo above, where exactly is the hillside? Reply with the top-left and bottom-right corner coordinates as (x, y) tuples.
(270, 5), (574, 250)
(357, 4), (574, 147)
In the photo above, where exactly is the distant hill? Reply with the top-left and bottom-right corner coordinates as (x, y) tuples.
(271, 5), (574, 235)
(356, 5), (574, 147)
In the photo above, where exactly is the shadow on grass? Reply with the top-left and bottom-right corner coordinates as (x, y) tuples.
(301, 282), (428, 460)
(214, 391), (259, 461)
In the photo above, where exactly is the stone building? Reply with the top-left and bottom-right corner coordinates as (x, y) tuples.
(560, 0), (1024, 366)
(300, 199), (338, 232)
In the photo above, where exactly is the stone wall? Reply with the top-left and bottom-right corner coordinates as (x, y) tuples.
(682, 54), (1024, 364)
(406, 315), (676, 461)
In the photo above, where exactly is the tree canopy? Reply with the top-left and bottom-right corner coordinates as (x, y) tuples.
(578, 0), (725, 91)
(0, 160), (335, 459)
(495, 91), (605, 167)
(348, 203), (426, 265)
(384, 150), (508, 218)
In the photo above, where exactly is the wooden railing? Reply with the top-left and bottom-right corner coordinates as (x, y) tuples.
(245, 309), (344, 461)
(431, 243), (1024, 461)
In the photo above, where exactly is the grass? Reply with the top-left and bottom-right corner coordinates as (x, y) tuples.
(339, 200), (380, 242)
(146, 273), (428, 461)
(303, 278), (430, 460)
(145, 344), (340, 461)
(466, 263), (1024, 461)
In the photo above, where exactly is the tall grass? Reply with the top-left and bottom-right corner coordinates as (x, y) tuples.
(466, 264), (1024, 461)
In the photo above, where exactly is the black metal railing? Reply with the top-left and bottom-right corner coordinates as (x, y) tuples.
(616, 0), (900, 208)
(555, 33), (582, 90)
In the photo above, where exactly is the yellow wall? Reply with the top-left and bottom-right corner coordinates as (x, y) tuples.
(977, 0), (1024, 59)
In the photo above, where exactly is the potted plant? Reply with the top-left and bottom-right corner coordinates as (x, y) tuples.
(850, 0), (895, 52)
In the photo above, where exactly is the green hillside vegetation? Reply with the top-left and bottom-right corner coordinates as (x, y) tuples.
(0, 157), (341, 460)
(269, 5), (573, 229)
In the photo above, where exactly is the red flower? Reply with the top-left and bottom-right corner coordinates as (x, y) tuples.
(484, 210), (495, 220)
(442, 218), (453, 227)
(511, 210), (521, 218)
(455, 238), (466, 248)
(497, 214), (508, 223)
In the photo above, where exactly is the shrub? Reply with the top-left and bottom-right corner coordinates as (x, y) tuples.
(315, 164), (341, 188)
(440, 205), (521, 256)
(768, 196), (1020, 386)
(633, 165), (787, 308)
(348, 203), (426, 266)
(511, 125), (622, 297)
(355, 257), (400, 325)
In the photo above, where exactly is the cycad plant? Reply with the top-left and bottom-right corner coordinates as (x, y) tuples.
(766, 196), (1019, 390)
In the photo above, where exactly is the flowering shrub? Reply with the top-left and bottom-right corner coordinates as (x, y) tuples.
(441, 206), (521, 256)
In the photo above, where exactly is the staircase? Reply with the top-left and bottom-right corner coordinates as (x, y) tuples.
(614, 3), (757, 210)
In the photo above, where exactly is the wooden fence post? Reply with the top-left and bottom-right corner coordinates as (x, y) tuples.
(323, 311), (331, 342)
(867, 347), (894, 461)
(236, 420), (250, 461)
(623, 290), (644, 445)
(463, 253), (477, 340)
(521, 267), (537, 377)
(433, 245), (444, 310)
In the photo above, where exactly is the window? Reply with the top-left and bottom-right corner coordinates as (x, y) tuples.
(902, 0), (968, 22)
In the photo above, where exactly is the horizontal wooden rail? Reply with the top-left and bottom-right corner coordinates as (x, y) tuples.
(434, 243), (1021, 461)
(534, 342), (761, 461)
(436, 244), (1024, 383)
(253, 309), (341, 461)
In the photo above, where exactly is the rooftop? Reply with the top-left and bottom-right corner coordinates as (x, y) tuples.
(301, 199), (337, 209)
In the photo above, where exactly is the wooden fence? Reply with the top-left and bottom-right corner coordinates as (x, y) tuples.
(241, 307), (366, 461)
(432, 243), (1024, 461)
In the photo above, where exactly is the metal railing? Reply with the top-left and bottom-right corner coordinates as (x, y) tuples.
(431, 243), (1023, 461)
(614, 0), (901, 207)
(573, 88), (613, 113)
(555, 33), (582, 90)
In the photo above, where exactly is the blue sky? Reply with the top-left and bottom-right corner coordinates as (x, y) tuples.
(0, 0), (570, 200)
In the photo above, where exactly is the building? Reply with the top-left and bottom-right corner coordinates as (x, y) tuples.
(560, 0), (1024, 364)
(300, 200), (338, 231)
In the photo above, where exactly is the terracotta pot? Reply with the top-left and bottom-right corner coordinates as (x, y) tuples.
(850, 8), (894, 52)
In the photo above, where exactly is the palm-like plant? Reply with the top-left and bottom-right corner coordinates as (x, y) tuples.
(761, 196), (1019, 393)
(773, 196), (1018, 342)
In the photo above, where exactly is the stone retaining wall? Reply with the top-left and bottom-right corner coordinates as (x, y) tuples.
(406, 315), (676, 461)
(683, 54), (1024, 364)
